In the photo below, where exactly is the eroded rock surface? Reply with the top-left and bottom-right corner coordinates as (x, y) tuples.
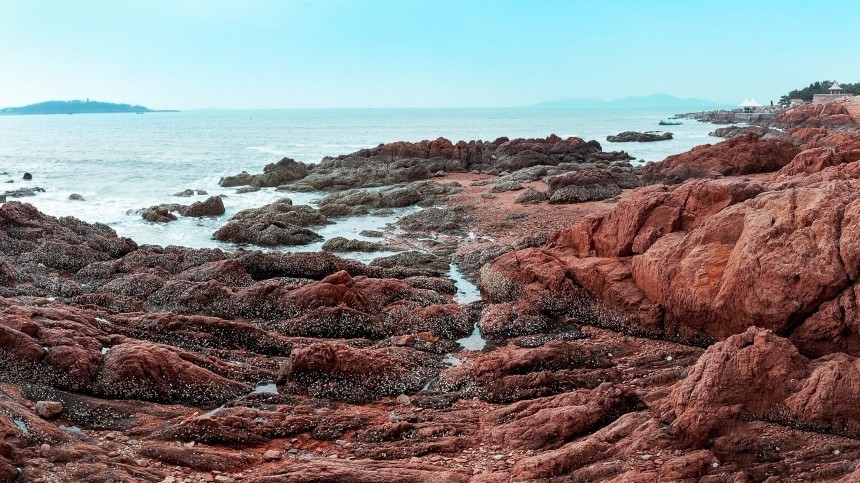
(2, 112), (860, 481)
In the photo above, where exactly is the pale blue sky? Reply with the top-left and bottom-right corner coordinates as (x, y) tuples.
(1, 0), (858, 109)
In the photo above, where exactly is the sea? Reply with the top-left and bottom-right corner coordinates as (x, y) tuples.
(0, 107), (719, 258)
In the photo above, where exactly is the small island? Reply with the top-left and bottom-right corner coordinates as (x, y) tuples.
(0, 99), (176, 115)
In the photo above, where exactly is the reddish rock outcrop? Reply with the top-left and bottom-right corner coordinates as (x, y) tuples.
(642, 132), (800, 184)
(94, 341), (251, 405)
(277, 342), (431, 402)
(213, 198), (327, 247)
(219, 156), (310, 187)
(546, 169), (639, 203)
(663, 328), (809, 446)
(239, 134), (633, 192)
(5, 113), (860, 481)
(181, 195), (225, 217)
(771, 102), (856, 129)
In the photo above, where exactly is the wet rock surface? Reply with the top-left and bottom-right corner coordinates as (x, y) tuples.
(219, 157), (310, 188)
(4, 115), (860, 481)
(139, 196), (225, 222)
(606, 131), (673, 142)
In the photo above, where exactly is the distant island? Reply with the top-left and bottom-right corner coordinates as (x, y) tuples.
(529, 93), (722, 109)
(0, 99), (177, 115)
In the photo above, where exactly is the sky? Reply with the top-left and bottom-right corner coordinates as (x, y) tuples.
(1, 0), (859, 109)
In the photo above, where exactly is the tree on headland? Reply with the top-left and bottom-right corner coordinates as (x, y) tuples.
(779, 80), (860, 105)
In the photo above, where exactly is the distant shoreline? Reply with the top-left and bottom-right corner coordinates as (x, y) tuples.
(0, 99), (177, 116)
(0, 110), (180, 116)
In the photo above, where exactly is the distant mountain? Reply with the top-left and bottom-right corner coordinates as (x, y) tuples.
(529, 93), (721, 109)
(0, 100), (174, 115)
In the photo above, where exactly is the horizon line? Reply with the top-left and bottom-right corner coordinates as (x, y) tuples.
(0, 93), (736, 112)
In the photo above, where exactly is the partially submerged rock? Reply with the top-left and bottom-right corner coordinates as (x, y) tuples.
(139, 196), (225, 222)
(219, 157), (309, 187)
(606, 131), (672, 142)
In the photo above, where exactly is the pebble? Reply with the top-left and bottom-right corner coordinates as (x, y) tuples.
(409, 457), (423, 463)
(641, 454), (653, 460)
(35, 400), (63, 419)
(262, 450), (281, 461)
(492, 454), (504, 461)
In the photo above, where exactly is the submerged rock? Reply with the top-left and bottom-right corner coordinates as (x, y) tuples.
(141, 206), (177, 223)
(4, 186), (45, 198)
(181, 195), (225, 217)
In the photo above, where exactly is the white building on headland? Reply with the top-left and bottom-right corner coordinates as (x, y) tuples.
(813, 81), (856, 104)
(739, 98), (762, 113)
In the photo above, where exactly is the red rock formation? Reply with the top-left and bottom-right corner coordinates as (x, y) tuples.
(3, 110), (860, 480)
(663, 328), (808, 446)
(277, 342), (431, 402)
(773, 102), (856, 129)
(642, 132), (800, 184)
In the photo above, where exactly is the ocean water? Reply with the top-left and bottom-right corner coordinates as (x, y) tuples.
(0, 107), (719, 250)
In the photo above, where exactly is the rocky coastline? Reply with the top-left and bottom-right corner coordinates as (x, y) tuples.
(2, 105), (860, 481)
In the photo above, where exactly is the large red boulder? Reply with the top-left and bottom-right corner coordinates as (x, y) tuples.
(663, 328), (808, 446)
(631, 178), (860, 340)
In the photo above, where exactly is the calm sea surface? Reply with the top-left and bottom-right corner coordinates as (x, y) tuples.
(0, 108), (718, 255)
